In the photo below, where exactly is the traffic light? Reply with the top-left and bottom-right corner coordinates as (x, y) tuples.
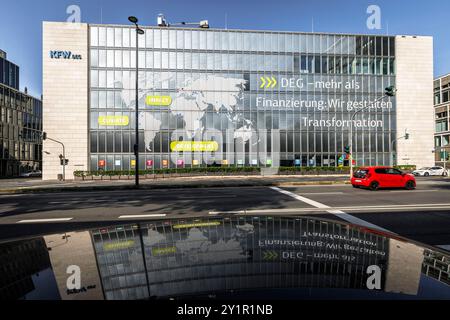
(344, 146), (351, 154)
(405, 133), (410, 140)
(42, 132), (47, 140)
(385, 86), (396, 97)
(59, 154), (69, 166)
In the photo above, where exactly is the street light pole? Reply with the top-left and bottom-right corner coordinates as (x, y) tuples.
(390, 130), (409, 167)
(129, 16), (145, 189)
(43, 134), (66, 181)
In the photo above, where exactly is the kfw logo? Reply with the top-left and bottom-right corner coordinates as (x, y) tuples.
(50, 51), (82, 60)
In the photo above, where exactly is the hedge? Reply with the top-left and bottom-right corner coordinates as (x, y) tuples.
(393, 165), (417, 171)
(278, 166), (350, 173)
(74, 165), (417, 178)
(74, 166), (261, 177)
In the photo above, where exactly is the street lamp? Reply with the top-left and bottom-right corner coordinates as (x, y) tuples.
(390, 130), (410, 167)
(42, 132), (66, 181)
(348, 86), (396, 178)
(128, 16), (145, 188)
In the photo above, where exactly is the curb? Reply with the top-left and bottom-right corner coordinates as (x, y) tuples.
(0, 180), (350, 195)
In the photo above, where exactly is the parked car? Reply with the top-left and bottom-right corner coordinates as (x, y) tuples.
(412, 166), (448, 177)
(20, 170), (42, 178)
(351, 166), (416, 191)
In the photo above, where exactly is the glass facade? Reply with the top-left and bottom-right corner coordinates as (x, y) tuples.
(0, 84), (42, 177)
(89, 26), (396, 170)
(91, 216), (389, 300)
(0, 56), (19, 90)
(434, 74), (450, 164)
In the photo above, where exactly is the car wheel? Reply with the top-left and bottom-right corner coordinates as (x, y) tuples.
(405, 181), (416, 190)
(443, 171), (448, 177)
(352, 185), (359, 189)
(369, 181), (380, 191)
(424, 172), (430, 177)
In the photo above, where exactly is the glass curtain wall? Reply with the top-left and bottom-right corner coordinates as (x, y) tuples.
(89, 26), (396, 171)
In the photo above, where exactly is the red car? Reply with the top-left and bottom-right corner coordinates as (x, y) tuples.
(351, 166), (416, 191)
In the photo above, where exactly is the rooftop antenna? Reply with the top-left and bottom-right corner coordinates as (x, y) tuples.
(157, 13), (209, 29)
(157, 13), (168, 27)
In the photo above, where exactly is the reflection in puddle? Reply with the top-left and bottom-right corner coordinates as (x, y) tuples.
(0, 216), (449, 300)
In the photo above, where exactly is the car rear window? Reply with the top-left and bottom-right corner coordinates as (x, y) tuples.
(354, 169), (369, 178)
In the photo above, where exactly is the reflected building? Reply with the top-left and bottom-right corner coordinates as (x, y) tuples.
(0, 49), (43, 177)
(90, 217), (394, 299)
(0, 238), (58, 300)
(434, 74), (450, 166)
(0, 216), (449, 300)
(44, 232), (104, 300)
(91, 225), (149, 300)
(422, 249), (450, 286)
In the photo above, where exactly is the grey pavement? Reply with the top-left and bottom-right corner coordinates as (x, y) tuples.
(0, 175), (351, 194)
(1, 175), (450, 194)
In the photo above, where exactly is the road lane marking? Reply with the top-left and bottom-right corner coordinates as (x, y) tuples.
(209, 211), (244, 215)
(209, 202), (450, 215)
(17, 218), (73, 224)
(289, 192), (345, 195)
(210, 203), (450, 215)
(118, 214), (167, 219)
(387, 190), (436, 193)
(270, 187), (390, 232)
(178, 195), (238, 199)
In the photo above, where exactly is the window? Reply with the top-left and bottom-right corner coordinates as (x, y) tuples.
(91, 27), (99, 46)
(99, 50), (106, 67)
(123, 29), (130, 47)
(99, 28), (106, 46)
(386, 168), (402, 175)
(114, 28), (122, 47)
(436, 121), (448, 132)
(443, 90), (449, 103)
(91, 70), (99, 87)
(107, 28), (114, 47)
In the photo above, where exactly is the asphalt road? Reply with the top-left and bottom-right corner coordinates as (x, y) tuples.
(1, 177), (450, 249)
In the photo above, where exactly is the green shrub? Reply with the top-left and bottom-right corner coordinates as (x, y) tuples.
(75, 166), (262, 177)
(394, 165), (417, 171)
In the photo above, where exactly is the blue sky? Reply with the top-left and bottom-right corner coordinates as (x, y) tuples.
(1, 0), (449, 97)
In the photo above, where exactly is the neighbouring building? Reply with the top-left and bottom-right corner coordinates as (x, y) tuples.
(0, 50), (43, 178)
(434, 74), (450, 167)
(42, 21), (434, 180)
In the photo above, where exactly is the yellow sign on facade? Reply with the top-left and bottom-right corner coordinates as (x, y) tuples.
(173, 221), (221, 230)
(98, 115), (129, 126)
(103, 240), (135, 251)
(146, 96), (172, 106)
(131, 160), (136, 167)
(170, 141), (219, 152)
(152, 246), (177, 256)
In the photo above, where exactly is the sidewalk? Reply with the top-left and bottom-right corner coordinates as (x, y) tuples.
(0, 175), (350, 194)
